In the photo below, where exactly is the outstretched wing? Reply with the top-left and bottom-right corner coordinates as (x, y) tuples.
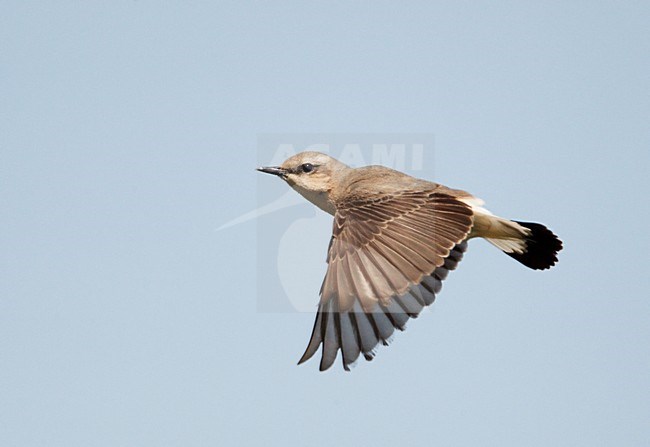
(298, 191), (474, 371)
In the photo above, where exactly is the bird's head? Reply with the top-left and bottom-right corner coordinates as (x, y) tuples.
(257, 151), (349, 214)
(257, 151), (349, 193)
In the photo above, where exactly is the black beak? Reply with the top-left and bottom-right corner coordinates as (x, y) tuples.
(257, 166), (288, 178)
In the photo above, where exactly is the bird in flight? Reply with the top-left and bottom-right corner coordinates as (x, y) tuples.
(258, 151), (562, 371)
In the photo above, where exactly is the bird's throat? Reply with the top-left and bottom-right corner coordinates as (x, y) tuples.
(291, 184), (336, 215)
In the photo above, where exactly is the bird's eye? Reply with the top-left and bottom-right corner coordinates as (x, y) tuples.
(301, 163), (315, 173)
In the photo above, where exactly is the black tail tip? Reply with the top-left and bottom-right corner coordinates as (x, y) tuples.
(507, 221), (563, 270)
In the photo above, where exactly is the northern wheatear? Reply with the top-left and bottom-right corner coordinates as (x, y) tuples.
(258, 152), (562, 371)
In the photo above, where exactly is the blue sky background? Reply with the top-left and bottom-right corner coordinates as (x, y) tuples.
(2, 2), (649, 446)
